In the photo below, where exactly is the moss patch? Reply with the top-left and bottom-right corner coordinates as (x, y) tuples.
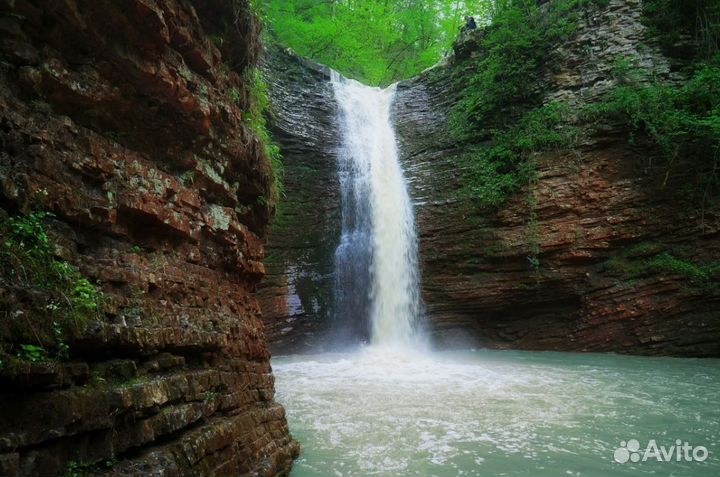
(605, 242), (720, 285)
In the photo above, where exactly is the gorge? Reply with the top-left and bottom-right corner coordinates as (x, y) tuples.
(0, 0), (719, 476)
(260, 0), (720, 357)
(264, 5), (720, 473)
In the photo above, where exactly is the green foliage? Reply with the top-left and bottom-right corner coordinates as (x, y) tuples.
(606, 242), (720, 284)
(446, 0), (592, 209)
(229, 87), (241, 104)
(88, 371), (106, 387)
(646, 253), (711, 281)
(257, 0), (493, 85)
(208, 34), (225, 48)
(623, 241), (666, 258)
(585, 55), (720, 204)
(204, 390), (218, 404)
(65, 459), (117, 477)
(0, 211), (104, 362)
(585, 0), (720, 207)
(449, 0), (592, 135)
(72, 278), (102, 315)
(257, 0), (597, 211)
(16, 344), (46, 362)
(526, 255), (541, 269)
(245, 68), (284, 207)
(179, 170), (195, 187)
(457, 103), (578, 208)
(128, 245), (143, 254)
(53, 321), (69, 361)
(115, 376), (145, 389)
(3, 212), (51, 280)
(610, 55), (642, 84)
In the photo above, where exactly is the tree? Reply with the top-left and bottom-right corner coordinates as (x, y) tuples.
(258, 0), (495, 85)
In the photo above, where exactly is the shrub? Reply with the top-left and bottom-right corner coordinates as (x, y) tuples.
(642, 0), (720, 57)
(244, 68), (284, 208)
(448, 0), (596, 137)
(457, 103), (578, 208)
(646, 252), (710, 281)
(606, 242), (720, 285)
(0, 211), (104, 362)
(16, 344), (46, 363)
(585, 55), (720, 205)
(204, 390), (218, 404)
(65, 459), (117, 477)
(446, 0), (596, 208)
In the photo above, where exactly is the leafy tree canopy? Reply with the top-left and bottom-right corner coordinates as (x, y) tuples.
(255, 0), (496, 86)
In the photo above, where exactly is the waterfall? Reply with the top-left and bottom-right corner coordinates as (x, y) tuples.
(331, 71), (423, 348)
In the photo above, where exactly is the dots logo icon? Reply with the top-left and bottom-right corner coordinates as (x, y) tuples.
(614, 439), (641, 464)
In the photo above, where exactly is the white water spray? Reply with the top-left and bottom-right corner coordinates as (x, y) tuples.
(331, 72), (422, 348)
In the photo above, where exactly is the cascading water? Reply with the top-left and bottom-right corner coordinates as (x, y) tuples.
(331, 71), (423, 348)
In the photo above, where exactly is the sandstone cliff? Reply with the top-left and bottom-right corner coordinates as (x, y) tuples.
(0, 1), (297, 476)
(262, 0), (720, 357)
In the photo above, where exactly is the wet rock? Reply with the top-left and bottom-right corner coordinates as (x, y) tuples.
(257, 46), (341, 353)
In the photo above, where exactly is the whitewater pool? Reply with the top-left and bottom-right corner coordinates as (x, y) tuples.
(273, 348), (720, 477)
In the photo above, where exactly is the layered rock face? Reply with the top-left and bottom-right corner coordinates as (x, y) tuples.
(257, 48), (340, 352)
(261, 0), (720, 357)
(0, 1), (297, 476)
(393, 0), (720, 356)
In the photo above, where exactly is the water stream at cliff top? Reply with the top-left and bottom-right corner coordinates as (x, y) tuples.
(272, 74), (720, 476)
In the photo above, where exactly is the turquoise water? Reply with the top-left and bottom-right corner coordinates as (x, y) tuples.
(273, 348), (720, 477)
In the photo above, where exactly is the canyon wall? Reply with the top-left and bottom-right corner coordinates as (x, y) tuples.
(263, 0), (720, 357)
(0, 1), (297, 476)
(393, 0), (720, 356)
(258, 48), (340, 353)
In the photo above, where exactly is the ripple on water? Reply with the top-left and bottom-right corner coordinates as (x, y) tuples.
(273, 348), (720, 477)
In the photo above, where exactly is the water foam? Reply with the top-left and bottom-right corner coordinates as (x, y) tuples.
(274, 349), (720, 476)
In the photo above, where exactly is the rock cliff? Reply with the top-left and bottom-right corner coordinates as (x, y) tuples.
(393, 0), (720, 356)
(0, 1), (297, 476)
(257, 48), (340, 353)
(262, 0), (720, 357)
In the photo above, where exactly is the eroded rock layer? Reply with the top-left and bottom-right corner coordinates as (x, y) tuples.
(393, 0), (720, 356)
(257, 48), (340, 353)
(0, 1), (297, 475)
